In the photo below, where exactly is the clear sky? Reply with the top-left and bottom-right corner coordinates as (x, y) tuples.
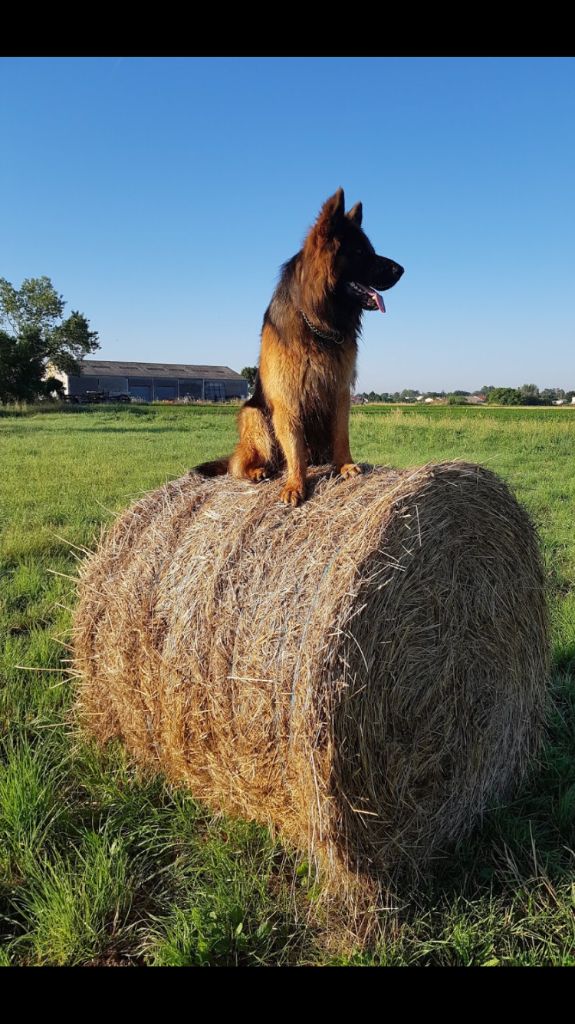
(1, 56), (574, 393)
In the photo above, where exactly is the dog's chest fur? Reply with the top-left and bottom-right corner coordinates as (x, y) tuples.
(296, 335), (357, 405)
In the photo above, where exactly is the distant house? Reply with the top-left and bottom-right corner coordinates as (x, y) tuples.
(467, 394), (487, 405)
(49, 360), (249, 402)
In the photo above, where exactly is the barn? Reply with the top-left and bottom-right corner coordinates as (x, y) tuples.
(52, 360), (249, 402)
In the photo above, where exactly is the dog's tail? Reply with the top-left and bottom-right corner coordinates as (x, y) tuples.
(192, 456), (230, 477)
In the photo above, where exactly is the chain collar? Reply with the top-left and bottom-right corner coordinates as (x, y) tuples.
(300, 309), (343, 344)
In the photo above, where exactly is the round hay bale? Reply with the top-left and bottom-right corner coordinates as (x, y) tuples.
(73, 462), (549, 919)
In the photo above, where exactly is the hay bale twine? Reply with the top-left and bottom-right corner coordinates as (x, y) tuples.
(73, 462), (549, 915)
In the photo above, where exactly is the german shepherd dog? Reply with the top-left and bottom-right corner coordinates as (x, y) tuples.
(196, 188), (403, 505)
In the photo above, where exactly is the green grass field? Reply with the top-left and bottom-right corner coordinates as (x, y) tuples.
(1, 403), (574, 966)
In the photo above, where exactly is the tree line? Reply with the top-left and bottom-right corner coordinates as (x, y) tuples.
(240, 374), (574, 406)
(353, 385), (575, 405)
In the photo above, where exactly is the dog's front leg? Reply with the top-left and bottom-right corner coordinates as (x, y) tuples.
(271, 402), (307, 507)
(332, 388), (362, 479)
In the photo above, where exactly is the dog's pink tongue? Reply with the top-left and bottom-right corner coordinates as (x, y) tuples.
(370, 289), (386, 313)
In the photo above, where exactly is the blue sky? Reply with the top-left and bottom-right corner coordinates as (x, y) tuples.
(1, 56), (574, 393)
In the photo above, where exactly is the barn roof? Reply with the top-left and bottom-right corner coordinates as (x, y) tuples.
(74, 360), (244, 380)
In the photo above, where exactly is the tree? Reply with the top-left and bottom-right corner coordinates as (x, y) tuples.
(0, 277), (99, 402)
(519, 383), (540, 405)
(486, 387), (522, 406)
(240, 366), (258, 390)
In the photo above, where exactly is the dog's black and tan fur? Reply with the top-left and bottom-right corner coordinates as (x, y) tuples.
(196, 188), (403, 505)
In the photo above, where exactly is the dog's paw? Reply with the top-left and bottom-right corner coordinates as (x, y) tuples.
(247, 466), (269, 482)
(279, 482), (304, 507)
(338, 463), (362, 479)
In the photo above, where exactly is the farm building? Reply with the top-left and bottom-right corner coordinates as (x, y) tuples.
(50, 360), (249, 402)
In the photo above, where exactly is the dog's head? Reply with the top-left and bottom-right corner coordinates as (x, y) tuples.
(303, 188), (404, 312)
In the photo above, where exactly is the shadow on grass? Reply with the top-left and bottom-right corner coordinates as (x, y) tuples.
(555, 642), (575, 676)
(320, 666), (574, 965)
(394, 664), (575, 918)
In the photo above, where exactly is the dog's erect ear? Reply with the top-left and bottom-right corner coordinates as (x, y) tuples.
(347, 201), (363, 226)
(315, 188), (346, 233)
(323, 187), (345, 218)
(305, 189), (346, 260)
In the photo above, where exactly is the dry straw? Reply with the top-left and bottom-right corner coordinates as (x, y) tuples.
(73, 462), (549, 935)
